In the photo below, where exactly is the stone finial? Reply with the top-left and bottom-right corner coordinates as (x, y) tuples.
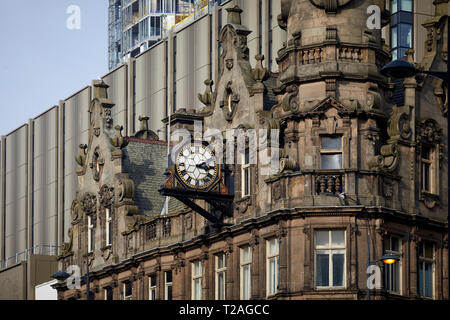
(198, 80), (215, 107)
(92, 80), (109, 100)
(134, 115), (159, 140)
(252, 54), (269, 83)
(138, 115), (150, 132)
(111, 125), (128, 149)
(405, 48), (415, 63)
(75, 144), (87, 167)
(226, 5), (243, 25)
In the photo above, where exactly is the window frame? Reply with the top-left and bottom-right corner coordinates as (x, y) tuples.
(320, 135), (343, 170)
(384, 236), (402, 294)
(241, 149), (251, 197)
(390, 0), (413, 60)
(266, 238), (280, 297)
(106, 208), (113, 247)
(164, 270), (173, 300)
(418, 242), (435, 299)
(191, 260), (203, 300)
(88, 215), (94, 253)
(149, 274), (157, 300)
(123, 282), (133, 300)
(420, 145), (437, 195)
(215, 253), (227, 300)
(240, 246), (252, 300)
(314, 229), (347, 289)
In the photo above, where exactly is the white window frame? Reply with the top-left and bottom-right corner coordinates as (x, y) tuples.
(241, 150), (251, 197)
(266, 238), (279, 296)
(104, 287), (113, 300)
(240, 246), (252, 300)
(215, 253), (227, 300)
(192, 260), (203, 300)
(320, 135), (343, 169)
(88, 216), (94, 253)
(418, 242), (435, 299)
(123, 282), (132, 300)
(314, 229), (346, 289)
(164, 271), (172, 300)
(106, 208), (112, 246)
(384, 236), (402, 294)
(149, 274), (157, 300)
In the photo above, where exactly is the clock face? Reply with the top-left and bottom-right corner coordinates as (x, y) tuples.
(176, 143), (219, 189)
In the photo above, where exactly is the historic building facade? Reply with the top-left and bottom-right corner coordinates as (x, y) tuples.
(54, 0), (448, 300)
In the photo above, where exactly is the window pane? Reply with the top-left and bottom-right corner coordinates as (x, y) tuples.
(332, 253), (345, 287)
(321, 154), (342, 169)
(167, 285), (172, 300)
(392, 49), (398, 60)
(332, 230), (345, 246)
(425, 263), (433, 298)
(391, 237), (399, 252)
(391, 26), (398, 48)
(391, 0), (398, 14)
(321, 136), (341, 150)
(316, 252), (329, 286)
(166, 271), (172, 283)
(400, 0), (412, 12)
(399, 23), (412, 48)
(151, 275), (157, 286)
(419, 262), (424, 296)
(268, 238), (279, 255)
(218, 272), (225, 300)
(315, 230), (329, 247)
(425, 243), (434, 259)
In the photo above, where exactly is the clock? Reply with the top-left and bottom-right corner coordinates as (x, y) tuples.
(175, 143), (219, 190)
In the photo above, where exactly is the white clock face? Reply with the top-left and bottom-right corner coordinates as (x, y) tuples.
(176, 143), (218, 189)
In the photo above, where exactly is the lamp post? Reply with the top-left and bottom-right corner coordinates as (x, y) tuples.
(380, 18), (450, 301)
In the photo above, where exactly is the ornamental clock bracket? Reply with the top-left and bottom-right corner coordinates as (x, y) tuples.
(159, 142), (234, 228)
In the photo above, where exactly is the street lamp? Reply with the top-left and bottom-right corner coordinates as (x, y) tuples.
(378, 253), (401, 265)
(367, 253), (400, 300)
(380, 20), (449, 300)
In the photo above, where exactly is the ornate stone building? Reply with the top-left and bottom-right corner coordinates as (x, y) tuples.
(55, 0), (448, 300)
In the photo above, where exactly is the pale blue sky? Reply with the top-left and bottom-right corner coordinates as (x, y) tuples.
(0, 1), (109, 136)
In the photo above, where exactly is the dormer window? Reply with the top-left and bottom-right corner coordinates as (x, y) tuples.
(320, 135), (343, 169)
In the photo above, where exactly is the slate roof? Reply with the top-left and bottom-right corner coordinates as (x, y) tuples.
(123, 138), (185, 217)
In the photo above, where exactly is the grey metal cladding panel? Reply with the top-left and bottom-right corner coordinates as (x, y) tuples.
(176, 16), (210, 110)
(238, 0), (258, 66)
(102, 65), (127, 126)
(134, 42), (167, 134)
(63, 87), (90, 242)
(135, 90), (167, 138)
(123, 141), (168, 217)
(5, 126), (28, 258)
(33, 108), (58, 247)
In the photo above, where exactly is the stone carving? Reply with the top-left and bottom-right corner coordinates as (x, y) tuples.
(111, 125), (129, 148)
(309, 0), (353, 13)
(272, 181), (283, 200)
(75, 144), (87, 167)
(117, 178), (135, 202)
(81, 193), (97, 217)
(433, 79), (447, 116)
(134, 116), (159, 140)
(70, 196), (82, 225)
(220, 81), (240, 121)
(281, 84), (299, 113)
(252, 54), (269, 91)
(387, 105), (412, 141)
(368, 144), (399, 172)
(90, 147), (104, 182)
(99, 184), (114, 208)
(198, 80), (216, 116)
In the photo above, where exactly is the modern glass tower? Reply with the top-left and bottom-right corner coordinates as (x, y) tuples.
(108, 0), (217, 70)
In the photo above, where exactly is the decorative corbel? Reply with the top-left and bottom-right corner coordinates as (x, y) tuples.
(75, 144), (87, 168)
